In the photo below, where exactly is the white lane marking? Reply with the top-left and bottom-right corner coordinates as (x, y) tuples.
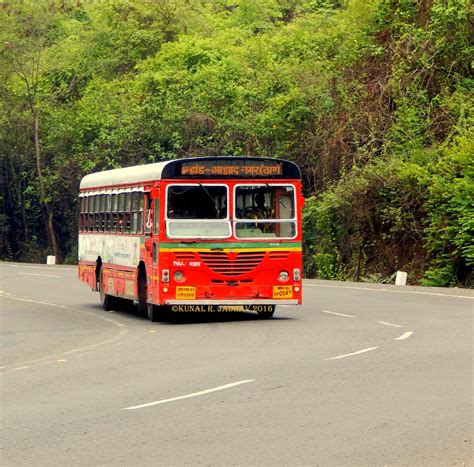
(378, 321), (403, 328)
(12, 366), (30, 371)
(303, 283), (474, 300)
(325, 347), (378, 361)
(0, 292), (128, 372)
(4, 264), (75, 271)
(18, 272), (61, 278)
(321, 310), (356, 318)
(395, 331), (414, 341)
(0, 293), (69, 309)
(123, 380), (255, 410)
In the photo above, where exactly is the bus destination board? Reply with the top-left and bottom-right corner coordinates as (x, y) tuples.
(180, 160), (283, 176)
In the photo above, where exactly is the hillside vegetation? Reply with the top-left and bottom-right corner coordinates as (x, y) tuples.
(1, 0), (472, 286)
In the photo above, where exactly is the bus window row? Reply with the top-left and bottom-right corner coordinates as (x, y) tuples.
(79, 192), (145, 234)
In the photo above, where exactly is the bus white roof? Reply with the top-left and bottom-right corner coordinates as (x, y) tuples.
(79, 157), (301, 190)
(80, 161), (170, 190)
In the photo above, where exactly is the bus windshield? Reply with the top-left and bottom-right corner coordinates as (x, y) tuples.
(234, 184), (296, 239)
(166, 184), (230, 238)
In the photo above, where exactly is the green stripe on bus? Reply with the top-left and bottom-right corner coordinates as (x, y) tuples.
(159, 241), (301, 249)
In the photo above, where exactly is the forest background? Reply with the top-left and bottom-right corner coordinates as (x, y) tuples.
(0, 0), (472, 287)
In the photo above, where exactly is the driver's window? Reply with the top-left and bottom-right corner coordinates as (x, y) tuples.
(145, 193), (152, 235)
(153, 198), (159, 234)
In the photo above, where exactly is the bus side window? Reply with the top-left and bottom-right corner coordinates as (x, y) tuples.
(106, 194), (112, 232)
(124, 193), (131, 234)
(88, 195), (94, 232)
(79, 196), (84, 232)
(118, 193), (125, 233)
(111, 194), (118, 232)
(94, 195), (100, 232)
(131, 192), (138, 234)
(138, 193), (144, 233)
(153, 198), (159, 234)
(96, 195), (102, 232)
(99, 194), (106, 232)
(83, 196), (88, 232)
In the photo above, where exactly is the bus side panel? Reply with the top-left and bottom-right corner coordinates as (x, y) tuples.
(101, 266), (137, 300)
(78, 234), (141, 267)
(78, 262), (96, 290)
(78, 233), (142, 300)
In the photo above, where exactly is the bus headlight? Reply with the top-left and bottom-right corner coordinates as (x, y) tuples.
(174, 271), (185, 282)
(279, 270), (289, 282)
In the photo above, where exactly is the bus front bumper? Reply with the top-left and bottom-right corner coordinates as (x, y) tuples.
(165, 299), (299, 305)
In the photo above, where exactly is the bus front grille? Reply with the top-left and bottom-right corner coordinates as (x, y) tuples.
(268, 251), (290, 259)
(198, 251), (265, 276)
(173, 252), (196, 260)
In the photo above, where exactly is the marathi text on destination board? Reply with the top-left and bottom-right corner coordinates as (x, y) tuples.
(180, 163), (283, 176)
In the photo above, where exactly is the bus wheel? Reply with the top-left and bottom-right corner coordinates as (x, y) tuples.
(137, 271), (147, 314)
(147, 303), (158, 322)
(257, 306), (275, 319)
(99, 273), (115, 311)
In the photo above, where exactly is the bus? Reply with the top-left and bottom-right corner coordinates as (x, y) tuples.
(78, 157), (303, 320)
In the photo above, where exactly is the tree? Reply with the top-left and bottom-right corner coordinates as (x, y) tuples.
(0, 1), (63, 258)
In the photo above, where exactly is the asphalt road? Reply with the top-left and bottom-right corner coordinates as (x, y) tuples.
(1, 261), (472, 466)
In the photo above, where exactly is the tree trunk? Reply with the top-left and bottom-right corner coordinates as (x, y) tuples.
(34, 110), (59, 260)
(353, 243), (362, 282)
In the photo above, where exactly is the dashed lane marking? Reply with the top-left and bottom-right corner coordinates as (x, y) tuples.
(304, 282), (474, 300)
(18, 272), (61, 278)
(395, 331), (414, 341)
(324, 347), (378, 361)
(321, 310), (356, 318)
(3, 264), (75, 271)
(12, 366), (30, 371)
(378, 321), (403, 328)
(123, 380), (255, 410)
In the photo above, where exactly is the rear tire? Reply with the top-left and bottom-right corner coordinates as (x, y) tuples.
(138, 270), (147, 314)
(147, 303), (158, 322)
(257, 305), (275, 319)
(99, 272), (115, 311)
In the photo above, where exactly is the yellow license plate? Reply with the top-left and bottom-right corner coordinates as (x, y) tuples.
(273, 285), (293, 299)
(176, 286), (196, 300)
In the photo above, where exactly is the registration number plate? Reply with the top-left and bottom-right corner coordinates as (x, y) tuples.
(176, 286), (196, 300)
(273, 285), (293, 299)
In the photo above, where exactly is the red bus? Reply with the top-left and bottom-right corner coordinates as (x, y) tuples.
(78, 157), (303, 320)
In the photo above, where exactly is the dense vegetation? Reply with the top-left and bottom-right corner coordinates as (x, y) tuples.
(1, 0), (472, 286)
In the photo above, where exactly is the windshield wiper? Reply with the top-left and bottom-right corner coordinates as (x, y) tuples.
(199, 184), (220, 216)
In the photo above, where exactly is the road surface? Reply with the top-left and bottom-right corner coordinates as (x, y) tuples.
(1, 262), (472, 466)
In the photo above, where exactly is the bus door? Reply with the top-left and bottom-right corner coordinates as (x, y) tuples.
(149, 190), (161, 304)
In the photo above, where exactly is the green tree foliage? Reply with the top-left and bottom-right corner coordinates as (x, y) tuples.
(0, 0), (472, 286)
